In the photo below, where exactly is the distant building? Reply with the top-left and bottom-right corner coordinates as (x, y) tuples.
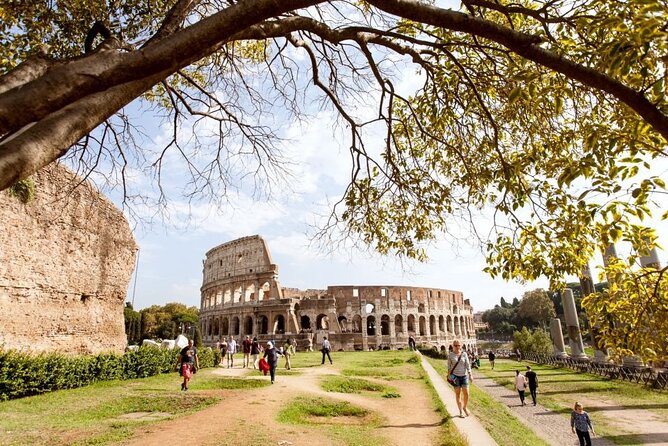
(473, 311), (489, 331)
(199, 235), (477, 351)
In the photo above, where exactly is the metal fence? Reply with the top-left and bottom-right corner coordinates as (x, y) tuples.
(523, 352), (668, 390)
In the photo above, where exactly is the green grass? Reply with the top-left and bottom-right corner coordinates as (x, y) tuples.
(476, 359), (668, 445)
(0, 369), (228, 446)
(419, 368), (468, 446)
(427, 357), (550, 446)
(194, 376), (271, 390)
(321, 376), (393, 394)
(278, 396), (386, 446)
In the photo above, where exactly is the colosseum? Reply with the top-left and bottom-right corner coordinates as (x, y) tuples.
(199, 235), (477, 352)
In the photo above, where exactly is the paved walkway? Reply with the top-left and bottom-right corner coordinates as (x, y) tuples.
(420, 355), (498, 445)
(472, 370), (615, 446)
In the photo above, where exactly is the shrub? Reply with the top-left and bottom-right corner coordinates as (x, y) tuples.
(0, 346), (219, 401)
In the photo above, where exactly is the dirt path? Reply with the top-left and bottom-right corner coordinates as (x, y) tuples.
(120, 364), (442, 446)
(473, 370), (668, 446)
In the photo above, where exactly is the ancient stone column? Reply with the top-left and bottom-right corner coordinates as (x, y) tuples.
(580, 262), (608, 362)
(550, 318), (568, 358)
(561, 288), (588, 359)
(639, 239), (661, 269)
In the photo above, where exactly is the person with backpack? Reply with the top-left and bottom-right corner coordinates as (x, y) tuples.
(320, 336), (333, 365)
(263, 341), (282, 383)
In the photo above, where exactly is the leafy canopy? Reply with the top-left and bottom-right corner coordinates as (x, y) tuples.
(0, 0), (667, 361)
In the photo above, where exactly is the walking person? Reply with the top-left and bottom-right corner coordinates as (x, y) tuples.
(219, 337), (228, 366)
(515, 369), (527, 406)
(242, 335), (252, 368)
(176, 338), (199, 391)
(283, 338), (296, 370)
(448, 339), (473, 417)
(488, 350), (496, 370)
(320, 336), (333, 364)
(408, 335), (416, 351)
(571, 402), (595, 446)
(251, 337), (261, 369)
(227, 336), (237, 368)
(263, 341), (282, 383)
(525, 365), (538, 405)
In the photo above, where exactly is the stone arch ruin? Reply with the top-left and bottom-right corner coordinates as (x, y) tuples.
(199, 235), (477, 351)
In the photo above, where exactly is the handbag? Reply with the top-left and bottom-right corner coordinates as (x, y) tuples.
(447, 354), (463, 386)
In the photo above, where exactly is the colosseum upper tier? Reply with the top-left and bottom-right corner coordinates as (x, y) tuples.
(200, 235), (476, 351)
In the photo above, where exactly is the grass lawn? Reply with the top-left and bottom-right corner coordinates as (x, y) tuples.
(476, 358), (668, 445)
(426, 357), (550, 446)
(0, 369), (256, 446)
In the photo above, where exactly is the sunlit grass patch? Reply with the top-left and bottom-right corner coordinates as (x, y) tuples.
(193, 377), (271, 390)
(321, 376), (390, 394)
(278, 396), (374, 425)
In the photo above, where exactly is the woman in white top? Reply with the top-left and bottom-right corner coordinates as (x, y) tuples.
(447, 340), (473, 417)
(515, 369), (527, 406)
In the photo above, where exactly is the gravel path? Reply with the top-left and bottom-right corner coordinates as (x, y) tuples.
(473, 370), (615, 446)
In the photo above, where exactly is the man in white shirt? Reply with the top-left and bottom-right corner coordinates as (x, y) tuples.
(320, 337), (333, 365)
(227, 336), (237, 368)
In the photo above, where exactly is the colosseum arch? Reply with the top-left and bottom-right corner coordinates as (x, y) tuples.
(418, 303), (425, 313)
(419, 316), (426, 336)
(439, 315), (445, 332)
(300, 315), (311, 331)
(213, 319), (220, 336)
(381, 315), (390, 335)
(231, 316), (240, 335)
(273, 315), (285, 334)
(447, 315), (453, 333)
(407, 314), (416, 333)
(352, 315), (362, 333)
(221, 317), (229, 336)
(243, 315), (253, 335)
(316, 314), (329, 330)
(367, 315), (376, 335)
(429, 315), (436, 334)
(394, 314), (403, 334)
(259, 315), (269, 334)
(338, 315), (348, 332)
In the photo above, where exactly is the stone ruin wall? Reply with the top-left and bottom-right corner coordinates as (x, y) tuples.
(200, 235), (477, 352)
(0, 164), (137, 354)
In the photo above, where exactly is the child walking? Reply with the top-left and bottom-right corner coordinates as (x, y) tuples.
(571, 402), (595, 446)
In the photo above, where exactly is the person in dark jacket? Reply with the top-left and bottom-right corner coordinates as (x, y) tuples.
(251, 337), (261, 369)
(525, 365), (538, 405)
(263, 341), (282, 383)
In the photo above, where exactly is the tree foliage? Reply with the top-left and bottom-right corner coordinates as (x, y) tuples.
(1, 0), (667, 361)
(517, 289), (555, 328)
(126, 302), (199, 342)
(513, 327), (553, 355)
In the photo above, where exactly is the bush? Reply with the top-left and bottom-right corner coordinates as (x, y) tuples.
(0, 346), (219, 401)
(513, 327), (553, 355)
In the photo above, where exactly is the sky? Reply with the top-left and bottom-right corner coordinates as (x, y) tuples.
(114, 5), (668, 314)
(124, 106), (553, 314)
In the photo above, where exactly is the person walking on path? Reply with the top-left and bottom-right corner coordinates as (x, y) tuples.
(227, 336), (237, 368)
(242, 335), (252, 368)
(448, 339), (473, 418)
(408, 335), (416, 351)
(321, 337), (333, 364)
(283, 338), (296, 370)
(571, 402), (595, 446)
(220, 338), (227, 366)
(515, 369), (528, 406)
(251, 337), (261, 369)
(263, 341), (282, 383)
(488, 350), (495, 370)
(176, 338), (199, 391)
(525, 365), (538, 405)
